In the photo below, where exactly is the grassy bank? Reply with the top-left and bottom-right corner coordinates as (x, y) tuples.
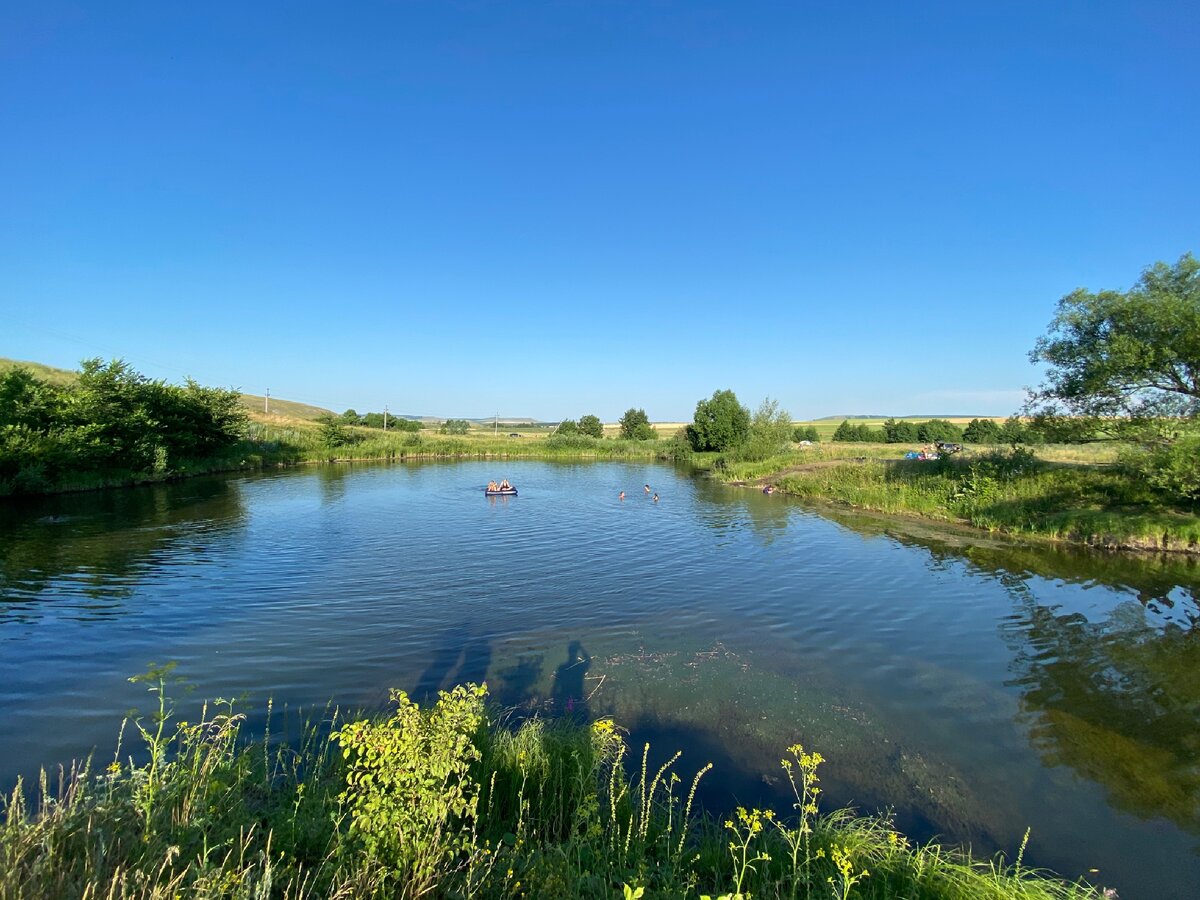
(720, 445), (1200, 552)
(1, 677), (1105, 900)
(2, 423), (682, 498)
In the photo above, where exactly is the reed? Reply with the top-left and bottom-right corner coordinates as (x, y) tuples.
(0, 680), (1108, 899)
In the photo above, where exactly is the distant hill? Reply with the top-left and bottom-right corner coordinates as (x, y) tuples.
(0, 357), (78, 386)
(239, 393), (333, 421)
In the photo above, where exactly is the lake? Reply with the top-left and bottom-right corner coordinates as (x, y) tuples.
(2, 460), (1197, 899)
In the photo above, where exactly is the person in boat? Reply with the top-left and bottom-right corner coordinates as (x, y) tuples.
(499, 479), (511, 491)
(487, 480), (498, 491)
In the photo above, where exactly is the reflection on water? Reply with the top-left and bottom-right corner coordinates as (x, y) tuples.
(1, 461), (1199, 900)
(1008, 597), (1200, 833)
(0, 478), (247, 623)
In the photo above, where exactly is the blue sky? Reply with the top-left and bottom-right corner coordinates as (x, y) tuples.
(3, 1), (1198, 421)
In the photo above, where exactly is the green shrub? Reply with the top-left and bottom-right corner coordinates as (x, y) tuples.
(687, 390), (751, 452)
(578, 415), (604, 438)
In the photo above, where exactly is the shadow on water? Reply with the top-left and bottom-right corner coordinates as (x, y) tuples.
(551, 641), (592, 718)
(412, 626), (494, 702)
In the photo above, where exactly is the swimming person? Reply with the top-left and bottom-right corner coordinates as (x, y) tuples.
(652, 493), (659, 502)
(644, 484), (651, 493)
(619, 491), (625, 500)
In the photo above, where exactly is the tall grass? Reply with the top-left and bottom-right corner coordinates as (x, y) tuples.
(1, 680), (1108, 899)
(760, 448), (1200, 550)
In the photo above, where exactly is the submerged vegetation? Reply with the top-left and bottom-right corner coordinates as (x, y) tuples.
(0, 676), (1106, 900)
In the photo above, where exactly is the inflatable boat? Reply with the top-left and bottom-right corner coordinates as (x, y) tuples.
(485, 487), (518, 496)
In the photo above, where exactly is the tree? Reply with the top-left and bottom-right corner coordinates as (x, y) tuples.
(742, 398), (793, 460)
(577, 414), (603, 438)
(555, 418), (579, 435)
(619, 408), (655, 441)
(792, 425), (820, 443)
(686, 389), (750, 452)
(440, 419), (471, 435)
(963, 418), (1002, 444)
(917, 419), (963, 443)
(1029, 253), (1200, 426)
(882, 418), (919, 443)
(340, 409), (361, 424)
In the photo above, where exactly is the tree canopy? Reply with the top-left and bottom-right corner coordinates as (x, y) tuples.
(577, 414), (603, 438)
(1029, 253), (1200, 423)
(686, 389), (750, 452)
(618, 408), (655, 440)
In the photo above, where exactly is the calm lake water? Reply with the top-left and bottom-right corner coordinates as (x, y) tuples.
(2, 460), (1198, 899)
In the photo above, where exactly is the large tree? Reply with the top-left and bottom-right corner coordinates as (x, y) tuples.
(577, 414), (603, 438)
(686, 389), (750, 452)
(1029, 253), (1200, 426)
(618, 408), (655, 440)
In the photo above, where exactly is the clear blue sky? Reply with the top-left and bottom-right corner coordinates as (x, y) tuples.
(3, 1), (1197, 421)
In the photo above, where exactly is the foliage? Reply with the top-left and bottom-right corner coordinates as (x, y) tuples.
(687, 390), (750, 452)
(0, 359), (247, 496)
(556, 418), (579, 435)
(1120, 433), (1200, 503)
(831, 420), (886, 442)
(318, 416), (357, 448)
(440, 418), (472, 435)
(882, 418), (919, 443)
(619, 407), (656, 441)
(735, 398), (793, 462)
(916, 419), (964, 443)
(1029, 252), (1200, 422)
(963, 418), (1003, 443)
(334, 684), (487, 893)
(0, 679), (1108, 900)
(791, 425), (820, 443)
(578, 414), (604, 438)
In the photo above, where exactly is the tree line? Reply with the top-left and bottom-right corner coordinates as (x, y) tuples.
(0, 359), (247, 494)
(830, 416), (1040, 444)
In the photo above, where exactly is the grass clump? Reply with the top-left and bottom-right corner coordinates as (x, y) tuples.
(0, 678), (1111, 899)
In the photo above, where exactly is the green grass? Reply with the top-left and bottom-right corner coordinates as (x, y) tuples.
(0, 679), (1105, 900)
(735, 445), (1200, 551)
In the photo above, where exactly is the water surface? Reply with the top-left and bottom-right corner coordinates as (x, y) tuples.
(1, 460), (1197, 899)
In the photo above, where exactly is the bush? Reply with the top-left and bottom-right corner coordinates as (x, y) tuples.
(1121, 435), (1200, 503)
(916, 419), (964, 443)
(577, 414), (604, 438)
(440, 419), (471, 435)
(619, 408), (656, 441)
(831, 420), (885, 442)
(882, 419), (919, 442)
(963, 418), (1003, 443)
(687, 390), (750, 451)
(792, 425), (819, 443)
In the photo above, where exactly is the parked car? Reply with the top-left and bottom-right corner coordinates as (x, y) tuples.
(936, 441), (963, 454)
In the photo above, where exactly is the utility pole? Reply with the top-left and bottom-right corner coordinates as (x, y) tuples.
(494, 412), (498, 436)
(265, 388), (270, 414)
(384, 404), (388, 431)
